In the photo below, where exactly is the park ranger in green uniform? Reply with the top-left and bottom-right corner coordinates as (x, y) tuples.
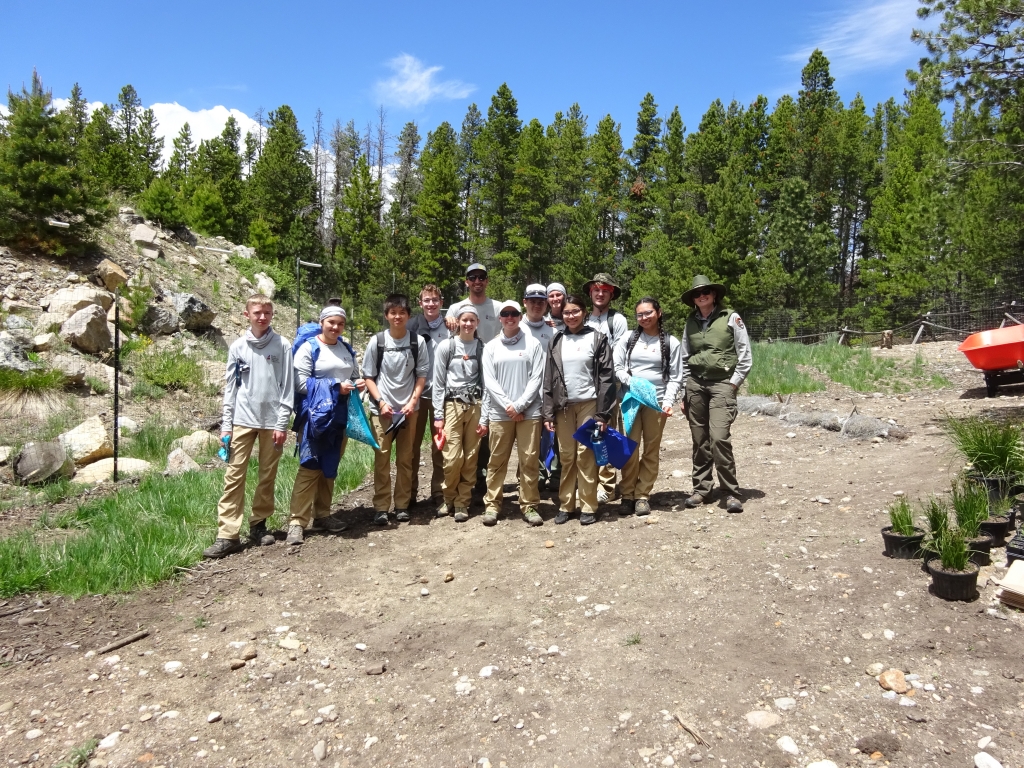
(680, 275), (752, 513)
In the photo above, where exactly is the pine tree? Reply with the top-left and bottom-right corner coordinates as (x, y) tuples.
(333, 155), (384, 305)
(65, 83), (89, 151)
(188, 181), (229, 236)
(506, 118), (552, 283)
(138, 176), (185, 229)
(165, 123), (196, 190)
(134, 108), (162, 190)
(0, 71), (107, 252)
(589, 114), (625, 250)
(474, 84), (522, 268)
(546, 104), (590, 267)
(79, 105), (132, 192)
(410, 122), (463, 297)
(622, 93), (662, 256)
(458, 103), (485, 261)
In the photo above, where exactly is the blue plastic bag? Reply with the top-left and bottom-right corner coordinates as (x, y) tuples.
(346, 394), (380, 450)
(622, 378), (662, 435)
(571, 419), (637, 470)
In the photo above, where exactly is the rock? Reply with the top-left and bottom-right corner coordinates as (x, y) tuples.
(118, 208), (142, 226)
(17, 615), (37, 626)
(49, 354), (86, 385)
(240, 645), (257, 661)
(479, 665), (498, 678)
(775, 735), (799, 755)
(41, 286), (114, 318)
(5, 314), (31, 330)
(170, 430), (220, 457)
(855, 733), (900, 755)
(13, 441), (74, 484)
(366, 663), (385, 675)
(96, 259), (128, 292)
(878, 669), (910, 694)
(233, 245), (255, 259)
(97, 731), (121, 749)
(25, 728), (43, 740)
(32, 332), (56, 352)
(806, 762), (838, 768)
(61, 305), (112, 353)
(172, 293), (216, 330)
(0, 701), (13, 713)
(978, 736), (992, 749)
(354, 643), (367, 651)
(106, 296), (131, 323)
(0, 446), (10, 465)
(254, 272), (276, 299)
(312, 740), (327, 761)
(773, 697), (797, 711)
(865, 662), (885, 676)
(0, 332), (34, 372)
(744, 711), (781, 729)
(141, 303), (179, 335)
(165, 448), (201, 477)
(229, 659), (246, 670)
(444, 571), (455, 582)
(207, 711), (222, 723)
(454, 680), (475, 695)
(785, 432), (797, 438)
(117, 417), (139, 435)
(34, 312), (65, 334)
(279, 637), (301, 650)
(975, 753), (1003, 768)
(420, 588), (429, 596)
(545, 540), (554, 548)
(163, 661), (183, 674)
(130, 223), (159, 247)
(73, 457), (151, 484)
(58, 416), (113, 466)
(883, 629), (895, 640)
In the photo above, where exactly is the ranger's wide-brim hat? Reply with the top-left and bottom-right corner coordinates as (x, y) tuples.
(682, 274), (726, 306)
(582, 272), (622, 300)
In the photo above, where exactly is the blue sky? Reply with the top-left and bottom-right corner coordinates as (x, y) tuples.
(2, 0), (927, 160)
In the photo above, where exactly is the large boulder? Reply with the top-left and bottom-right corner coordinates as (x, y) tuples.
(165, 448), (201, 477)
(172, 294), (216, 330)
(232, 245), (255, 259)
(130, 223), (159, 247)
(106, 296), (131, 323)
(118, 207), (142, 226)
(254, 273), (276, 299)
(96, 259), (129, 292)
(34, 312), (65, 334)
(141, 303), (179, 335)
(14, 441), (74, 484)
(58, 415), (114, 466)
(0, 332), (34, 373)
(170, 430), (220, 457)
(48, 353), (86, 385)
(32, 333), (56, 352)
(2, 298), (42, 317)
(75, 457), (151, 484)
(61, 305), (112, 353)
(41, 286), (115, 320)
(4, 315), (32, 331)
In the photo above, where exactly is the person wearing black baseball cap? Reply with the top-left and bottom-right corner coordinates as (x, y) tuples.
(445, 263), (503, 342)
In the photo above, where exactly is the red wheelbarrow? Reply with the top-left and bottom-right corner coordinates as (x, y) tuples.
(959, 324), (1024, 396)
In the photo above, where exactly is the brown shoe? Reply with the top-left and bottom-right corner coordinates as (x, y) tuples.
(684, 494), (706, 509)
(726, 496), (744, 513)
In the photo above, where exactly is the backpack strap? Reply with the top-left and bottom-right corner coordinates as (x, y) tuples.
(374, 331), (422, 378)
(307, 337), (320, 380)
(373, 331), (386, 379)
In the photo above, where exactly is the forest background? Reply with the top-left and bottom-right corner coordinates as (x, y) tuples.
(1, 0), (1022, 339)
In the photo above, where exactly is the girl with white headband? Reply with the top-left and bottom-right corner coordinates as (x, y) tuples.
(285, 305), (365, 544)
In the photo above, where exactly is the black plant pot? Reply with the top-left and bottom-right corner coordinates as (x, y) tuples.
(1007, 529), (1024, 565)
(967, 532), (995, 566)
(928, 560), (980, 601)
(972, 474), (1020, 503)
(881, 527), (924, 559)
(980, 516), (1011, 547)
(921, 550), (937, 573)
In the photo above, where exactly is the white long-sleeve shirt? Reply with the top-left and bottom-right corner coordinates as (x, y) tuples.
(221, 328), (294, 432)
(587, 309), (629, 348)
(293, 338), (357, 395)
(481, 332), (544, 424)
(613, 332), (684, 408)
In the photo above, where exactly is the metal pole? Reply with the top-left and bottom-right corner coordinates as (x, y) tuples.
(113, 287), (120, 483)
(296, 255), (301, 332)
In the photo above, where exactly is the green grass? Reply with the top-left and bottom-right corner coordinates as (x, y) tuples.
(228, 255), (295, 301)
(943, 414), (1024, 478)
(129, 345), (205, 391)
(935, 526), (971, 572)
(0, 368), (65, 394)
(951, 477), (989, 538)
(623, 632), (642, 646)
(85, 376), (109, 395)
(123, 419), (192, 466)
(0, 441), (375, 597)
(746, 341), (952, 395)
(54, 738), (98, 768)
(888, 497), (916, 535)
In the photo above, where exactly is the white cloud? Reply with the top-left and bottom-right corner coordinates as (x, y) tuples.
(785, 0), (920, 75)
(149, 103), (261, 165)
(375, 53), (474, 108)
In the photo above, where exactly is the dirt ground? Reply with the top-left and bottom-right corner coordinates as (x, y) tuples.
(2, 341), (1024, 768)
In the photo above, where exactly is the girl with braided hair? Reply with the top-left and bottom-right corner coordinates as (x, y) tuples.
(613, 297), (683, 516)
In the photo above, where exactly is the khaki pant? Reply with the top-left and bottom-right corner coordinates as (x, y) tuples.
(411, 402), (444, 502)
(441, 401), (482, 508)
(597, 403), (621, 496)
(484, 418), (541, 515)
(370, 413), (418, 512)
(621, 405), (668, 500)
(215, 425), (283, 540)
(287, 436), (347, 528)
(684, 378), (740, 498)
(554, 400), (599, 515)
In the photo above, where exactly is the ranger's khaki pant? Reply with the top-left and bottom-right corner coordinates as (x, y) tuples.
(484, 418), (541, 515)
(215, 425), (282, 540)
(684, 378), (740, 498)
(440, 401), (482, 508)
(370, 413), (417, 512)
(411, 402), (444, 502)
(621, 406), (668, 500)
(554, 400), (599, 516)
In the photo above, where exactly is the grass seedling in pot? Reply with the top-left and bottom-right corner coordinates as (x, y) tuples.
(888, 497), (916, 536)
(951, 477), (988, 539)
(942, 414), (1024, 479)
(935, 526), (971, 572)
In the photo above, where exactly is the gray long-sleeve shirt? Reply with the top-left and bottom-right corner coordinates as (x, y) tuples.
(587, 309), (629, 349)
(680, 312), (753, 388)
(613, 332), (684, 408)
(293, 338), (357, 395)
(481, 332), (544, 424)
(446, 298), (503, 342)
(361, 331), (431, 415)
(431, 337), (483, 414)
(221, 329), (294, 432)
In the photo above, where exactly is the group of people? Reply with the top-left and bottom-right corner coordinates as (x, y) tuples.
(203, 264), (752, 559)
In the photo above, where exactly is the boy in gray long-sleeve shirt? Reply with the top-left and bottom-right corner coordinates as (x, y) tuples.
(204, 295), (294, 559)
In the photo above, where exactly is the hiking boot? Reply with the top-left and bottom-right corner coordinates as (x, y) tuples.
(203, 538), (243, 559)
(619, 498), (635, 516)
(685, 493), (707, 509)
(597, 488), (610, 504)
(726, 496), (744, 513)
(579, 512), (597, 526)
(522, 507), (543, 526)
(309, 514), (347, 533)
(634, 499), (651, 516)
(554, 510), (570, 525)
(481, 511), (498, 526)
(436, 501), (451, 518)
(395, 509), (410, 522)
(247, 522), (276, 546)
(453, 507), (470, 523)
(286, 524), (304, 545)
(373, 511), (390, 526)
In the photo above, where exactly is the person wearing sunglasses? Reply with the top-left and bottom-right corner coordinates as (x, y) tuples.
(445, 262), (503, 342)
(680, 275), (752, 514)
(480, 300), (546, 526)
